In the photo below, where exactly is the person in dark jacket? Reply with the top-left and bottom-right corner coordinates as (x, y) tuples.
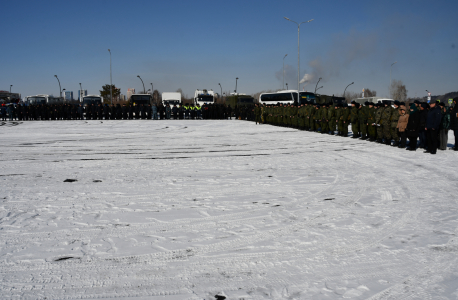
(425, 101), (442, 154)
(418, 103), (428, 149)
(450, 98), (458, 150)
(406, 104), (421, 151)
(172, 104), (178, 119)
(439, 103), (450, 150)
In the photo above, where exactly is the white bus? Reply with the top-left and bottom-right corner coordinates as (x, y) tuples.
(162, 92), (182, 106)
(81, 95), (103, 106)
(194, 89), (215, 106)
(258, 90), (298, 105)
(353, 97), (394, 106)
(25, 94), (63, 105)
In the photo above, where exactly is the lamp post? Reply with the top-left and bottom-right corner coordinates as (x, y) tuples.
(10, 85), (12, 93)
(314, 77), (322, 93)
(283, 54), (288, 89)
(235, 77), (239, 94)
(54, 75), (62, 99)
(316, 86), (323, 93)
(426, 89), (431, 103)
(218, 83), (222, 102)
(108, 49), (112, 104)
(286, 83), (288, 89)
(137, 75), (145, 93)
(390, 61), (397, 98)
(343, 82), (354, 98)
(284, 17), (313, 99)
(79, 83), (83, 101)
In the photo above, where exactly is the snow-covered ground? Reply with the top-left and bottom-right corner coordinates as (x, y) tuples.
(1, 120), (458, 300)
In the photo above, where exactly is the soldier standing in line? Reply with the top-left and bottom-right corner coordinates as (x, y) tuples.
(341, 104), (351, 137)
(334, 103), (342, 135)
(327, 103), (336, 135)
(367, 102), (377, 141)
(375, 103), (385, 143)
(390, 101), (401, 147)
(358, 102), (368, 140)
(350, 101), (360, 138)
(381, 101), (393, 145)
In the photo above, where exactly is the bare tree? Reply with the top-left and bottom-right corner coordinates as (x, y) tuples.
(391, 80), (408, 101)
(364, 88), (377, 97)
(344, 91), (360, 103)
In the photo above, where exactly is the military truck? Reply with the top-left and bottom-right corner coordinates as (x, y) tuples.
(226, 93), (255, 108)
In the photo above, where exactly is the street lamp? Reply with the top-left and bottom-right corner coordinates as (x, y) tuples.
(218, 83), (222, 102)
(284, 17), (314, 99)
(79, 83), (83, 101)
(390, 61), (397, 97)
(235, 77), (239, 94)
(10, 85), (12, 93)
(343, 82), (354, 98)
(54, 75), (62, 99)
(108, 49), (112, 104)
(137, 75), (145, 93)
(316, 86), (323, 93)
(314, 77), (322, 93)
(283, 54), (288, 89)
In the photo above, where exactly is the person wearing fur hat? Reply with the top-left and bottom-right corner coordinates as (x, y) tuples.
(397, 105), (409, 148)
(350, 102), (360, 138)
(418, 103), (429, 149)
(375, 102), (385, 143)
(425, 101), (442, 154)
(381, 102), (393, 145)
(390, 101), (401, 146)
(405, 103), (421, 150)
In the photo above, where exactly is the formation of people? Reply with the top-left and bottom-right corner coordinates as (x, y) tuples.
(0, 102), (255, 121)
(254, 98), (458, 154)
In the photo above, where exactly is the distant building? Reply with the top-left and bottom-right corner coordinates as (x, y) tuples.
(64, 91), (73, 101)
(119, 94), (125, 101)
(78, 90), (87, 101)
(127, 88), (135, 101)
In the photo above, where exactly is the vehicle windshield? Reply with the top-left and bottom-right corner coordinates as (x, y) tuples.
(131, 95), (151, 101)
(197, 96), (214, 102)
(239, 97), (254, 103)
(82, 97), (102, 106)
(260, 92), (294, 102)
(28, 97), (46, 104)
(164, 100), (180, 105)
(131, 95), (151, 105)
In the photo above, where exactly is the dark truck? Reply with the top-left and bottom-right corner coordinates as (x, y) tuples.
(225, 94), (255, 108)
(299, 92), (345, 106)
(130, 94), (153, 106)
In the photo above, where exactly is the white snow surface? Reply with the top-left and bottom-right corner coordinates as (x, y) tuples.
(1, 120), (458, 300)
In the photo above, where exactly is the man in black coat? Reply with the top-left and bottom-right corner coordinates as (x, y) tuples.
(425, 101), (442, 154)
(406, 104), (421, 151)
(450, 97), (458, 150)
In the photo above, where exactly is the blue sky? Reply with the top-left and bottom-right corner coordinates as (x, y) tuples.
(2, 0), (457, 100)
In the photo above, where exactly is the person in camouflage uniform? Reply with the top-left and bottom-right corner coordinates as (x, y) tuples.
(334, 103), (342, 135)
(320, 104), (328, 134)
(375, 102), (385, 143)
(341, 104), (351, 136)
(381, 102), (393, 145)
(390, 101), (401, 146)
(366, 102), (377, 141)
(328, 103), (337, 135)
(254, 104), (261, 124)
(350, 101), (360, 138)
(358, 102), (368, 139)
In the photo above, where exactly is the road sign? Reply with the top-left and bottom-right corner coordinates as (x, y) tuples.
(449, 99), (453, 104)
